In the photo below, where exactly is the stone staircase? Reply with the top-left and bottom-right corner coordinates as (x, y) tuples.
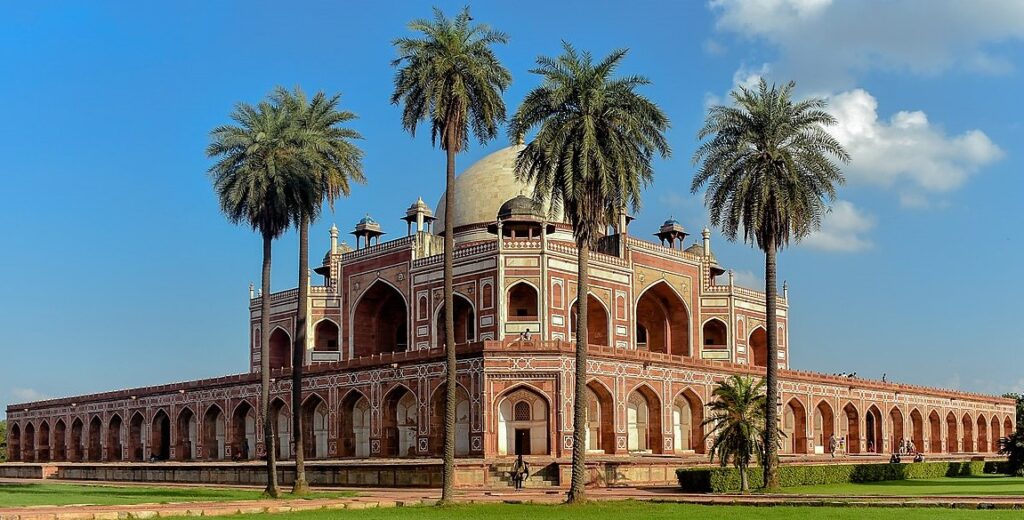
(489, 460), (560, 488)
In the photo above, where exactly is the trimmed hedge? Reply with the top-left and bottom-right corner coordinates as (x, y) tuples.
(676, 460), (989, 493)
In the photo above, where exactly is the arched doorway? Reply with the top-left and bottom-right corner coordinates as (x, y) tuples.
(230, 402), (256, 460)
(300, 395), (330, 459)
(353, 281), (409, 356)
(382, 386), (418, 457)
(9, 424), (21, 461)
(634, 282), (688, 355)
(910, 409), (924, 454)
(176, 408), (197, 460)
(702, 319), (728, 349)
(270, 399), (290, 460)
(673, 389), (705, 454)
(946, 412), (958, 453)
(339, 391), (370, 457)
(23, 423), (35, 462)
(128, 413), (145, 461)
(428, 385), (471, 456)
(570, 294), (610, 347)
(87, 416), (102, 461)
(313, 320), (340, 352)
(991, 416), (1000, 454)
(1006, 417), (1015, 440)
(783, 399), (807, 454)
(507, 282), (539, 321)
(961, 413), (974, 452)
(37, 422), (51, 462)
(928, 411), (942, 453)
(976, 415), (988, 453)
(889, 407), (904, 453)
(627, 386), (663, 453)
(842, 403), (861, 454)
(106, 414), (123, 461)
(202, 405), (226, 460)
(268, 328), (291, 370)
(497, 386), (550, 456)
(749, 327), (768, 367)
(69, 419), (84, 462)
(814, 401), (835, 453)
(151, 410), (171, 461)
(53, 420), (67, 462)
(865, 405), (883, 453)
(585, 382), (616, 454)
(435, 294), (475, 348)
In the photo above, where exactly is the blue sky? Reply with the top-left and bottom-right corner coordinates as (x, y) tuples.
(2, 1), (1022, 416)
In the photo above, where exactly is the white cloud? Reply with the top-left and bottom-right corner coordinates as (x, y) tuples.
(710, 0), (1024, 88)
(827, 89), (1003, 199)
(11, 387), (51, 403)
(719, 269), (764, 290)
(801, 200), (875, 252)
(702, 39), (727, 56)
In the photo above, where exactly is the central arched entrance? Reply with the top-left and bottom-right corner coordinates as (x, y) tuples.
(497, 386), (550, 456)
(635, 282), (689, 355)
(570, 294), (610, 347)
(354, 281), (409, 356)
(435, 293), (476, 348)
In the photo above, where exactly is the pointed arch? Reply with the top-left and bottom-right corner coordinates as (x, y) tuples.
(749, 326), (768, 367)
(428, 382), (472, 456)
(23, 422), (36, 462)
(990, 416), (1000, 455)
(673, 388), (705, 454)
(570, 293), (611, 347)
(53, 419), (67, 462)
(701, 317), (728, 349)
(339, 389), (370, 457)
(87, 415), (102, 461)
(842, 402), (861, 454)
(230, 400), (256, 460)
(69, 418), (85, 462)
(585, 380), (615, 454)
(909, 408), (924, 454)
(626, 384), (664, 454)
(946, 411), (959, 453)
(269, 397), (291, 460)
(9, 423), (22, 461)
(1006, 416), (1015, 439)
(312, 318), (340, 352)
(888, 406), (905, 453)
(106, 413), (123, 461)
(202, 404), (226, 460)
(268, 327), (292, 370)
(496, 384), (551, 456)
(176, 407), (197, 460)
(634, 281), (689, 355)
(783, 398), (808, 454)
(35, 421), (50, 462)
(353, 279), (409, 356)
(928, 410), (942, 453)
(300, 393), (330, 459)
(382, 384), (418, 457)
(506, 281), (540, 321)
(813, 400), (835, 451)
(128, 412), (145, 461)
(434, 292), (476, 349)
(961, 412), (975, 452)
(976, 414), (989, 453)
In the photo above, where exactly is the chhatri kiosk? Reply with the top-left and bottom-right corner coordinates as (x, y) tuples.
(6, 146), (1014, 479)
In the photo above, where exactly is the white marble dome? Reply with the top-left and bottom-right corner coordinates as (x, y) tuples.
(434, 145), (562, 233)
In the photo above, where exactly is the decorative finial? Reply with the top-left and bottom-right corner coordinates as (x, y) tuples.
(728, 270), (735, 286)
(249, 282), (255, 299)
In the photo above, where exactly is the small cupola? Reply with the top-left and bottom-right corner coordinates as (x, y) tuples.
(654, 217), (688, 249)
(488, 194), (554, 238)
(351, 214), (385, 249)
(402, 197), (436, 235)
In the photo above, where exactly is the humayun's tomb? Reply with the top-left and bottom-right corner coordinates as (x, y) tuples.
(4, 146), (1015, 486)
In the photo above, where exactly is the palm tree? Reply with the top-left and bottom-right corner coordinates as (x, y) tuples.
(272, 86), (366, 495)
(999, 430), (1024, 476)
(691, 79), (848, 489)
(703, 375), (770, 493)
(391, 6), (511, 504)
(208, 99), (307, 498)
(510, 43), (670, 503)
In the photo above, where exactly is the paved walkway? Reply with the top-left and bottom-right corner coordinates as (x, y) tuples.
(1, 480), (1022, 519)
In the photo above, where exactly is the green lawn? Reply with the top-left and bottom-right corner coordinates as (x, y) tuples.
(0, 482), (355, 507)
(780, 475), (1024, 496)
(159, 502), (1024, 520)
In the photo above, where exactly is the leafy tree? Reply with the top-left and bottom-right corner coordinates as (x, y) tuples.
(0, 419), (7, 463)
(272, 86), (365, 495)
(692, 79), (848, 489)
(703, 376), (771, 493)
(208, 98), (308, 497)
(391, 6), (511, 504)
(1002, 393), (1023, 430)
(511, 43), (670, 503)
(999, 430), (1024, 476)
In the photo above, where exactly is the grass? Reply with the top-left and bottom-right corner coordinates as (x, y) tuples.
(780, 475), (1024, 496)
(0, 482), (355, 507)
(157, 502), (1024, 520)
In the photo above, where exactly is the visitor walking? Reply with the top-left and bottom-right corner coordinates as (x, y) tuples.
(828, 434), (838, 458)
(511, 454), (530, 490)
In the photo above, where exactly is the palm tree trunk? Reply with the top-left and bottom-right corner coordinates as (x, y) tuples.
(740, 462), (749, 493)
(260, 234), (280, 497)
(763, 238), (780, 490)
(291, 214), (310, 495)
(567, 245), (589, 503)
(440, 143), (457, 504)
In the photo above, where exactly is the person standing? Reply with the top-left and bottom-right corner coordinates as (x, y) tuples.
(828, 434), (838, 458)
(511, 454), (530, 490)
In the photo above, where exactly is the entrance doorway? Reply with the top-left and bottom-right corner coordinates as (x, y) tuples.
(514, 429), (531, 456)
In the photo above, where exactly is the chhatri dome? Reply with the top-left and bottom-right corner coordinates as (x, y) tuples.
(434, 145), (563, 233)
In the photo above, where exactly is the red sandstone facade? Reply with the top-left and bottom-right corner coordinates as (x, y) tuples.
(5, 147), (1015, 465)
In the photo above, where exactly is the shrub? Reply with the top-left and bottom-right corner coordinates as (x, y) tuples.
(676, 460), (991, 493)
